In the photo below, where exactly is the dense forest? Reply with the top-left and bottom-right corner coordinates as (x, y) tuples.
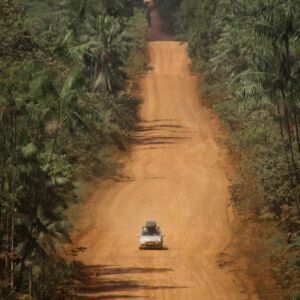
(157, 0), (300, 298)
(0, 0), (148, 298)
(2, 0), (300, 298)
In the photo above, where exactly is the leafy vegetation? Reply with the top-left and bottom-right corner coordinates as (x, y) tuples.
(158, 0), (300, 298)
(0, 0), (148, 298)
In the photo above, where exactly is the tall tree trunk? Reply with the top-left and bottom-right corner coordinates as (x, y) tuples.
(277, 103), (293, 177)
(10, 109), (16, 289)
(90, 57), (94, 92)
(277, 103), (300, 213)
(294, 112), (300, 155)
(28, 267), (32, 296)
(284, 108), (298, 178)
(49, 103), (61, 164)
(10, 212), (14, 289)
(5, 215), (9, 270)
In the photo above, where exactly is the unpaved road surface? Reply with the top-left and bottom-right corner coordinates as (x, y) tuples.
(73, 6), (251, 300)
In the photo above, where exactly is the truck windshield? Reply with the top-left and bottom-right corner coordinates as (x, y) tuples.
(141, 230), (160, 236)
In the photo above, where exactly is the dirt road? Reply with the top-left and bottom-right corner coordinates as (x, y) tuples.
(73, 5), (252, 300)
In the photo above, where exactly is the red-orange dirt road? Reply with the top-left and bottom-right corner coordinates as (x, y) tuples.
(72, 4), (256, 300)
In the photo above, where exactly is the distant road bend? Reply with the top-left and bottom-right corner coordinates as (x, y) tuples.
(73, 2), (255, 299)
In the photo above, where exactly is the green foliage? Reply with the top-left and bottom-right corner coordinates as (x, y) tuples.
(0, 0), (148, 298)
(173, 0), (300, 298)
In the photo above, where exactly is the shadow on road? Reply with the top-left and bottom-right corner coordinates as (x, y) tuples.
(139, 246), (169, 250)
(132, 119), (192, 147)
(146, 3), (173, 41)
(76, 264), (185, 299)
(79, 296), (145, 299)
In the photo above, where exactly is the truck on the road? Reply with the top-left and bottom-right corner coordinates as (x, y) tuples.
(137, 221), (164, 249)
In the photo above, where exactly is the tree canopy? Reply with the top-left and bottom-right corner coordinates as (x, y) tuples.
(0, 0), (148, 298)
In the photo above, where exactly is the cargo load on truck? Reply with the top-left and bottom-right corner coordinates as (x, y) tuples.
(145, 220), (157, 230)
